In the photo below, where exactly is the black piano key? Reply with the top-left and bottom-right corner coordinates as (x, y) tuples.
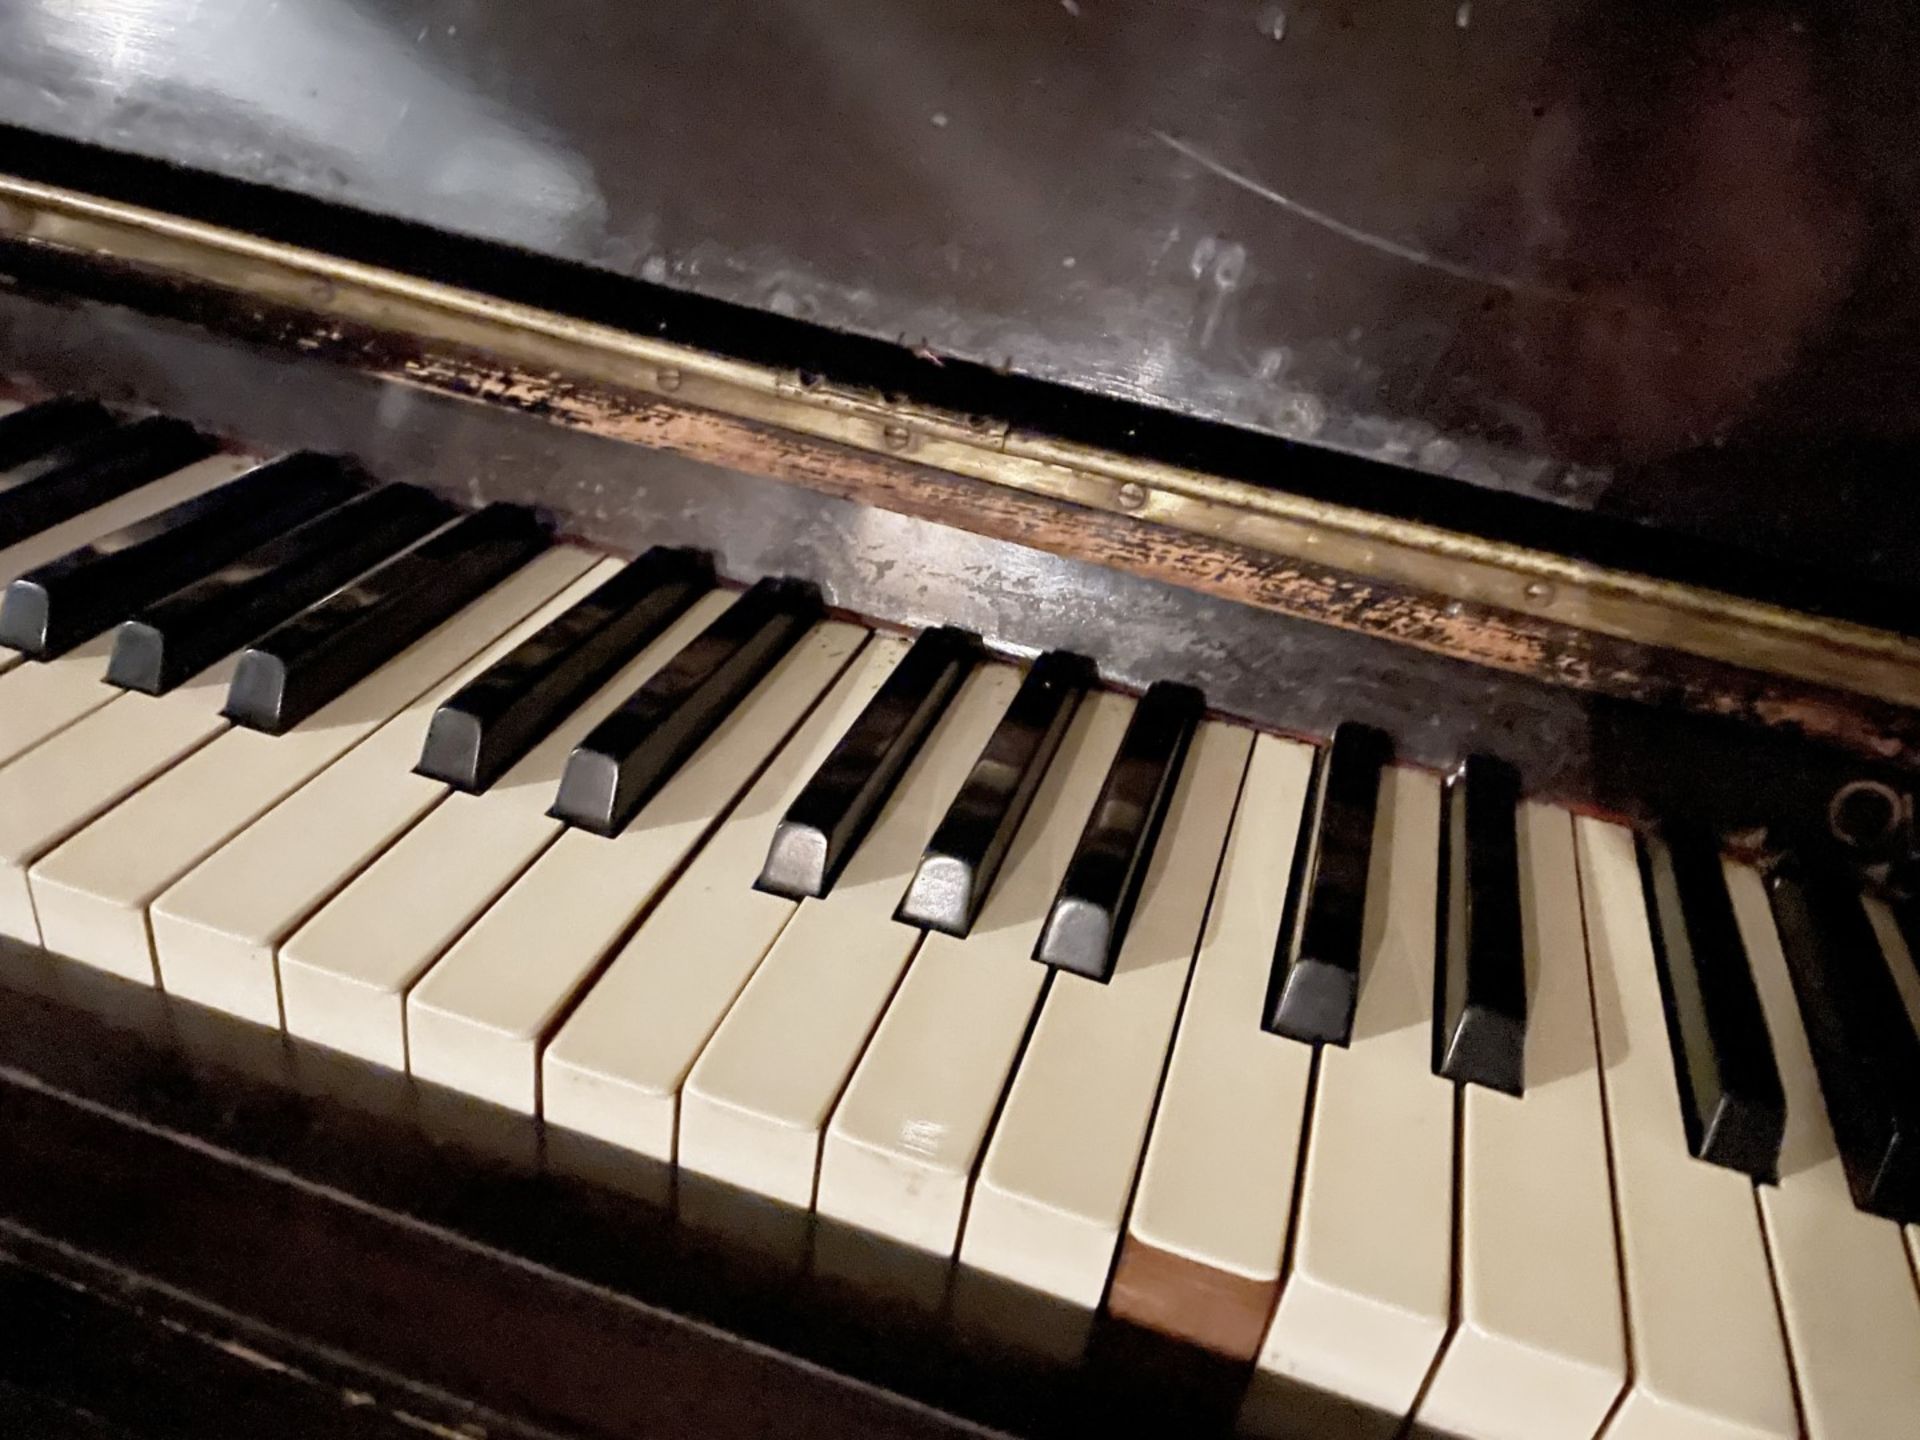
(550, 577), (823, 838)
(1030, 680), (1202, 983)
(415, 546), (716, 792)
(106, 482), (455, 695)
(1638, 825), (1786, 1180)
(896, 650), (1095, 936)
(224, 503), (549, 735)
(1263, 722), (1391, 1046)
(757, 626), (981, 899)
(0, 397), (115, 470)
(0, 453), (361, 658)
(1433, 755), (1527, 1096)
(0, 416), (218, 552)
(1766, 862), (1920, 1222)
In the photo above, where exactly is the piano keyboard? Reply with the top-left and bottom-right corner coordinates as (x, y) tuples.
(3, 397), (1920, 1440)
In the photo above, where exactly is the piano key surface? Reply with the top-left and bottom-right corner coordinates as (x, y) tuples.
(277, 588), (734, 1067)
(1576, 817), (1798, 1440)
(7, 420), (1920, 1440)
(1255, 765), (1452, 1420)
(1638, 824), (1788, 1181)
(893, 648), (1092, 937)
(0, 415), (220, 553)
(0, 452), (359, 658)
(0, 455), (257, 752)
(148, 551), (609, 1023)
(30, 547), (603, 984)
(107, 481), (455, 695)
(678, 658), (1015, 1206)
(1729, 866), (1920, 1439)
(224, 503), (549, 734)
(1264, 721), (1390, 1047)
(957, 720), (1248, 1307)
(1413, 803), (1627, 1440)
(819, 691), (1132, 1259)
(1433, 754), (1527, 1095)
(0, 649), (241, 945)
(543, 635), (915, 1161)
(414, 545), (714, 793)
(405, 617), (864, 1114)
(754, 624), (978, 901)
(1108, 732), (1317, 1362)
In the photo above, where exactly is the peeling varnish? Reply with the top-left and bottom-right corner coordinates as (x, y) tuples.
(383, 350), (1920, 766)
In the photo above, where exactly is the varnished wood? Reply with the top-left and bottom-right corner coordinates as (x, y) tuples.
(1, 224), (1918, 773)
(1108, 1236), (1276, 1364)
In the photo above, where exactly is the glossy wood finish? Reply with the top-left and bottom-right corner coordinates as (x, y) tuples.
(5, 0), (1917, 605)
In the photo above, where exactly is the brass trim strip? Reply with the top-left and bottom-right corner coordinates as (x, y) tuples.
(1, 173), (1916, 710)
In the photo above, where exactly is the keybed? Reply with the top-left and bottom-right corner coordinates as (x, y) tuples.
(4, 395), (1920, 1440)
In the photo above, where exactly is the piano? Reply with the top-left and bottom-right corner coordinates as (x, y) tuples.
(2, 4), (1919, 1438)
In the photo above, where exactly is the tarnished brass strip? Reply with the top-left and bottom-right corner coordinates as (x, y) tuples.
(1, 174), (1916, 709)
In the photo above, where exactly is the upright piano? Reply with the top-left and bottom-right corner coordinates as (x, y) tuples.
(1, 3), (1918, 1437)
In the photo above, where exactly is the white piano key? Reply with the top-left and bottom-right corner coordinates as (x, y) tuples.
(404, 619), (866, 1113)
(956, 720), (1249, 1308)
(0, 453), (257, 680)
(1876, 917), (1920, 1294)
(277, 589), (736, 1068)
(0, 630), (120, 762)
(1731, 874), (1920, 1439)
(1102, 732), (1316, 1362)
(817, 691), (1133, 1257)
(1412, 803), (1627, 1440)
(540, 635), (912, 1162)
(674, 661), (1020, 1207)
(29, 549), (602, 984)
(1574, 817), (1796, 1440)
(0, 657), (238, 945)
(1255, 766), (1452, 1419)
(148, 553), (610, 1024)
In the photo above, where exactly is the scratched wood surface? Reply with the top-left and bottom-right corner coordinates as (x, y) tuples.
(1, 234), (1915, 777)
